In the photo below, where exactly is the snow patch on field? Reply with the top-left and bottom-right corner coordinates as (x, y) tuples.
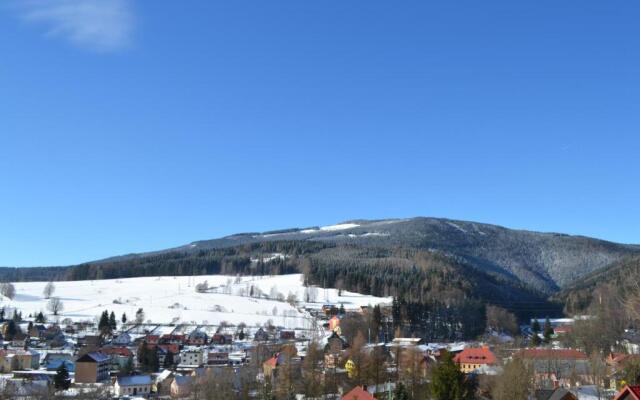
(4, 274), (390, 329)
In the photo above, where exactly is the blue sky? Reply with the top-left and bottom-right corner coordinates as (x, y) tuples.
(1, 0), (639, 266)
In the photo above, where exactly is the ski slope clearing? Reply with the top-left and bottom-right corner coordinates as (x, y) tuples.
(4, 274), (391, 329)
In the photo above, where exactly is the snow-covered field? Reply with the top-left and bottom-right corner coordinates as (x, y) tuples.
(3, 274), (391, 329)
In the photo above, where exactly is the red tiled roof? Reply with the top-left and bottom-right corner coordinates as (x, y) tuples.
(517, 349), (587, 360)
(453, 347), (496, 365)
(100, 347), (132, 357)
(158, 344), (180, 354)
(342, 386), (375, 400)
(614, 385), (640, 400)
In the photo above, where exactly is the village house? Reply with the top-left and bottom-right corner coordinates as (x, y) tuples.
(154, 369), (174, 396)
(29, 324), (47, 339)
(453, 346), (497, 373)
(180, 348), (204, 366)
(279, 330), (295, 340)
(42, 351), (73, 366)
(254, 327), (270, 342)
(75, 352), (110, 383)
(115, 375), (153, 397)
(187, 330), (208, 345)
(324, 331), (349, 369)
(322, 304), (339, 316)
(160, 334), (187, 345)
(229, 350), (247, 365)
(112, 332), (133, 346)
(207, 349), (229, 365)
(263, 344), (299, 381)
(77, 334), (103, 350)
(100, 346), (133, 370)
(46, 358), (75, 373)
(517, 348), (590, 389)
(211, 333), (233, 345)
(0, 349), (39, 372)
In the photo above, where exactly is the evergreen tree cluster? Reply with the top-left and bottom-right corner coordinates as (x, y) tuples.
(98, 310), (118, 336)
(137, 341), (159, 372)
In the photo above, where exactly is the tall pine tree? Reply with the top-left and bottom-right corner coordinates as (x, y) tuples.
(54, 362), (70, 389)
(431, 351), (475, 400)
(109, 311), (117, 331)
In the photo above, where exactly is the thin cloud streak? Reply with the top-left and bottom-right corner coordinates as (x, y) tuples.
(16, 0), (134, 52)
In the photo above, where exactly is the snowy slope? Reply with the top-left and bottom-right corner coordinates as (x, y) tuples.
(4, 274), (391, 329)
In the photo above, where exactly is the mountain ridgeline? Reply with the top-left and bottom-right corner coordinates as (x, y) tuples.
(2, 217), (637, 337)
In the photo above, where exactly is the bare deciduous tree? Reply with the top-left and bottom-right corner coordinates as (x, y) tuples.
(486, 305), (519, 335)
(43, 281), (55, 299)
(0, 283), (15, 300)
(492, 356), (534, 400)
(47, 297), (64, 315)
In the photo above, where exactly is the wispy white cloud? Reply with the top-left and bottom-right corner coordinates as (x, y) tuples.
(14, 0), (134, 52)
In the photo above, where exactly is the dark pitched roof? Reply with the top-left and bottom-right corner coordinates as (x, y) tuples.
(76, 352), (110, 363)
(535, 388), (578, 400)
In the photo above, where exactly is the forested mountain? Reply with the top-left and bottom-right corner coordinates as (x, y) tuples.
(1, 217), (638, 337)
(94, 217), (640, 294)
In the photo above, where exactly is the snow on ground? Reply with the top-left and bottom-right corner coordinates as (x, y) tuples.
(446, 222), (467, 234)
(319, 223), (360, 231)
(4, 274), (390, 330)
(249, 253), (287, 263)
(301, 223), (360, 234)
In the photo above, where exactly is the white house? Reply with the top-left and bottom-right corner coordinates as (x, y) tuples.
(112, 332), (133, 346)
(114, 375), (152, 397)
(179, 348), (204, 366)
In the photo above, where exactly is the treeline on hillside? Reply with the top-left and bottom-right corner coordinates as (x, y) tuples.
(559, 255), (640, 314)
(303, 247), (561, 340)
(0, 266), (67, 282)
(0, 241), (328, 283)
(66, 241), (328, 281)
(303, 247), (482, 341)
